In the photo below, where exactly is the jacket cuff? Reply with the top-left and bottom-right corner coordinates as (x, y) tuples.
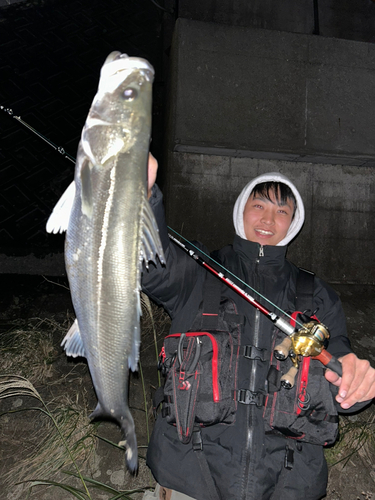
(149, 184), (162, 207)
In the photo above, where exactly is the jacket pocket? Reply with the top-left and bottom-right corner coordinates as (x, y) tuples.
(263, 330), (339, 446)
(159, 329), (240, 444)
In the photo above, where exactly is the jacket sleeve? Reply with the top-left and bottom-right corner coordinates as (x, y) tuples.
(141, 184), (206, 331)
(313, 277), (351, 358)
(313, 277), (372, 413)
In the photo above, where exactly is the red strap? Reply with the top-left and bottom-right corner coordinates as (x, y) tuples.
(290, 311), (319, 328)
(296, 357), (311, 415)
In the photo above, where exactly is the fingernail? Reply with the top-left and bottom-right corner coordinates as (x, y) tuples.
(339, 390), (347, 398)
(341, 403), (350, 409)
(336, 396), (343, 403)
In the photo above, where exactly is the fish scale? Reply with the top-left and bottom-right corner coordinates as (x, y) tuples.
(46, 51), (165, 472)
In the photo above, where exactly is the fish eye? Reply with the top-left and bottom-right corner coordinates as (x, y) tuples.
(123, 87), (138, 101)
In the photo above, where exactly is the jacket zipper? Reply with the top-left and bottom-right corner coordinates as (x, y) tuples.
(241, 249), (262, 500)
(257, 245), (264, 261)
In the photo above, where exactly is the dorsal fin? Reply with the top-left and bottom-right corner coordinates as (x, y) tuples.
(140, 196), (165, 266)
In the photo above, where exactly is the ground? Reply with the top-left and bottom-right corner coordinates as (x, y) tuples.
(0, 275), (374, 500)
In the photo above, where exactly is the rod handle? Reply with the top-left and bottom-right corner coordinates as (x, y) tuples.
(313, 350), (343, 377)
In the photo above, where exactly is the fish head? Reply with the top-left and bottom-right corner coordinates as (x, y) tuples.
(82, 52), (155, 166)
(96, 51), (154, 123)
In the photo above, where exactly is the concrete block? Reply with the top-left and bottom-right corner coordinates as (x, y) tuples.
(168, 19), (375, 164)
(178, 0), (375, 43)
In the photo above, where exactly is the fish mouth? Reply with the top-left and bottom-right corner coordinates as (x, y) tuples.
(98, 52), (155, 95)
(104, 51), (154, 75)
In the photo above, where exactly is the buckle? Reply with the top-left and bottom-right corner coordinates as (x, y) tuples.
(161, 406), (170, 418)
(284, 446), (294, 470)
(243, 345), (266, 361)
(235, 389), (264, 407)
(192, 426), (203, 451)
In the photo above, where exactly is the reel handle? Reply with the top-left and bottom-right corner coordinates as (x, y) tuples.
(313, 350), (343, 377)
(280, 366), (299, 389)
(274, 337), (292, 361)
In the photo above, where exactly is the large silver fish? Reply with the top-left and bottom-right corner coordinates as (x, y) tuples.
(46, 51), (165, 472)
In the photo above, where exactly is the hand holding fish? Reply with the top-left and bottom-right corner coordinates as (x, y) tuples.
(148, 152), (158, 199)
(325, 352), (375, 409)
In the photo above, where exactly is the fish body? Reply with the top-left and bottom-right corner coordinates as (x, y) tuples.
(47, 52), (164, 472)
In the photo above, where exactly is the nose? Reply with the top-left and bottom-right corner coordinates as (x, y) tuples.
(260, 209), (275, 225)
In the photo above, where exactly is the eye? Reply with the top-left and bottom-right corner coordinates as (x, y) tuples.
(123, 87), (138, 100)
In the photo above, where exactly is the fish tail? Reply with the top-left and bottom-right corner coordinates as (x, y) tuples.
(119, 410), (138, 474)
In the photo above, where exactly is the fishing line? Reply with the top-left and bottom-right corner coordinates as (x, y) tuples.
(166, 230), (344, 377)
(2, 103), (303, 328)
(1, 105), (76, 164)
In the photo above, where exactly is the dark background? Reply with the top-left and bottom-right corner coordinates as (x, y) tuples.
(1, 0), (375, 278)
(0, 0), (171, 258)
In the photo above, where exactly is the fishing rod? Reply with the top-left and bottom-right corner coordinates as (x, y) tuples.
(168, 230), (343, 380)
(2, 104), (342, 380)
(1, 106), (76, 164)
(168, 231), (297, 335)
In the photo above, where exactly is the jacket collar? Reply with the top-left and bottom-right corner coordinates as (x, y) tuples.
(233, 234), (288, 266)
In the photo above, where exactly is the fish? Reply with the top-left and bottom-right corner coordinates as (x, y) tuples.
(46, 51), (165, 472)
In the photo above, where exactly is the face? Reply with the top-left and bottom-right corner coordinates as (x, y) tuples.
(243, 191), (294, 246)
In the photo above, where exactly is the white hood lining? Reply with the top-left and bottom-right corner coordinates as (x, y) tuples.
(232, 172), (305, 247)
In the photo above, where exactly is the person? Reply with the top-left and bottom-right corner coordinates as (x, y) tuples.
(142, 153), (375, 500)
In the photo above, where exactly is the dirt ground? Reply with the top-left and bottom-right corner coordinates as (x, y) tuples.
(0, 274), (375, 500)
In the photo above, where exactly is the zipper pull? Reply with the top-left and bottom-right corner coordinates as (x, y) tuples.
(259, 245), (264, 257)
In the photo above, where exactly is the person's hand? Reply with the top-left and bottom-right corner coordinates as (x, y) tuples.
(148, 152), (158, 199)
(325, 352), (375, 409)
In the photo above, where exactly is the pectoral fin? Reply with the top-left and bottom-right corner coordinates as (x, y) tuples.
(80, 157), (93, 218)
(46, 181), (76, 234)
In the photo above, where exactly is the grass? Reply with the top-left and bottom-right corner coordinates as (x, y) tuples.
(1, 386), (98, 487)
(0, 366), (155, 499)
(0, 316), (70, 384)
(0, 298), (171, 499)
(0, 375), (94, 498)
(2, 295), (375, 498)
(325, 405), (375, 469)
(140, 293), (170, 380)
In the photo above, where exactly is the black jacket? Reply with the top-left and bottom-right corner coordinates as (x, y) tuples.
(142, 186), (353, 500)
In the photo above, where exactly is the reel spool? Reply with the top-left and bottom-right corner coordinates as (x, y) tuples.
(291, 321), (330, 357)
(273, 320), (331, 389)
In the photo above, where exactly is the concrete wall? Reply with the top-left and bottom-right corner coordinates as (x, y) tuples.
(178, 0), (375, 43)
(163, 19), (375, 284)
(167, 19), (375, 165)
(165, 153), (375, 284)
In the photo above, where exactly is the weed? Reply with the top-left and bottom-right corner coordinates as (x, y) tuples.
(325, 406), (375, 468)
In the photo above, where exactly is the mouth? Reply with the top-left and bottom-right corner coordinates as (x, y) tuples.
(255, 228), (274, 236)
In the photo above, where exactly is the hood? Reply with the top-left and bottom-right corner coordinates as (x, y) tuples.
(232, 172), (305, 247)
